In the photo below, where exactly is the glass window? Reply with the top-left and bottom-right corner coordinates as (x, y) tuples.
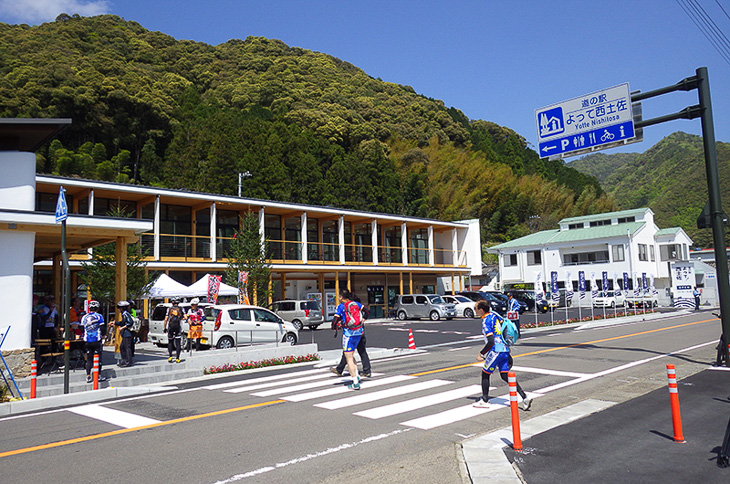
(228, 308), (252, 321)
(612, 245), (625, 262)
(415, 295), (428, 304)
(527, 250), (541, 265)
(638, 244), (648, 261)
(650, 245), (655, 262)
(504, 254), (518, 266)
(401, 295), (414, 304)
(253, 308), (280, 323)
(302, 301), (320, 310)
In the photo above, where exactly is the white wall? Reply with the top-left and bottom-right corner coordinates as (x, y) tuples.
(0, 151), (35, 211)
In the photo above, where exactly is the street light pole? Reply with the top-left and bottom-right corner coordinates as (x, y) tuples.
(238, 171), (252, 197)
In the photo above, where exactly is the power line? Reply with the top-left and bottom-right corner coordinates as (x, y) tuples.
(715, 0), (730, 22)
(676, 0), (730, 66)
(690, 0), (730, 52)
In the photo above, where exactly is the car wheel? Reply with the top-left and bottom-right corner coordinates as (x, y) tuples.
(181, 333), (188, 349)
(610, 302), (615, 308)
(397, 311), (407, 321)
(283, 332), (297, 345)
(308, 325), (318, 330)
(292, 319), (304, 331)
(464, 308), (474, 319)
(429, 311), (440, 321)
(216, 336), (234, 349)
(653, 301), (658, 308)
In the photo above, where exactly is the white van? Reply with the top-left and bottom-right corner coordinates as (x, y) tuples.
(200, 304), (299, 349)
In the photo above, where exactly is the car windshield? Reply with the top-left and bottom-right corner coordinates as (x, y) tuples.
(302, 301), (320, 310)
(427, 295), (445, 304)
(454, 296), (471, 303)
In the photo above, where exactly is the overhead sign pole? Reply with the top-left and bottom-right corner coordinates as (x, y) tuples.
(55, 186), (71, 393)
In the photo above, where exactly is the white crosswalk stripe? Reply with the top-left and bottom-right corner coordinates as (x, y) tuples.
(353, 385), (482, 420)
(225, 372), (381, 393)
(279, 375), (416, 401)
(315, 379), (453, 410)
(202, 368), (329, 390)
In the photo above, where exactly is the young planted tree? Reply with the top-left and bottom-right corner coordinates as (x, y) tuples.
(225, 213), (272, 305)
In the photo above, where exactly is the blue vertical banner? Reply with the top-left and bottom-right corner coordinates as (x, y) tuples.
(550, 271), (559, 303)
(623, 272), (630, 291)
(602, 271), (609, 293)
(642, 273), (648, 293)
(578, 271), (586, 299)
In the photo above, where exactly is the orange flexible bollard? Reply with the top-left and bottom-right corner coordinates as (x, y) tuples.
(508, 372), (523, 451)
(30, 360), (37, 399)
(93, 353), (99, 390)
(408, 329), (416, 349)
(666, 364), (685, 443)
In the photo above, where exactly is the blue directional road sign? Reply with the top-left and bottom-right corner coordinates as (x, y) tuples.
(55, 186), (68, 223)
(535, 83), (635, 158)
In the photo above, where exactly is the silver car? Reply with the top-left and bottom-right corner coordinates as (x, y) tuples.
(271, 300), (325, 330)
(394, 294), (457, 321)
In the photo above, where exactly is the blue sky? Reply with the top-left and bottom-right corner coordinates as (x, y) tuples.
(3, 0), (730, 159)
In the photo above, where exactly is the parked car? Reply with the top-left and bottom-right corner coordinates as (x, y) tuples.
(456, 291), (508, 315)
(202, 304), (298, 348)
(593, 291), (626, 308)
(487, 291), (527, 314)
(148, 301), (213, 348)
(442, 294), (478, 318)
(270, 299), (324, 330)
(509, 290), (549, 313)
(394, 294), (457, 321)
(626, 294), (659, 308)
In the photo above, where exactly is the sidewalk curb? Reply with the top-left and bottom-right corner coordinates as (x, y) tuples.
(461, 399), (616, 483)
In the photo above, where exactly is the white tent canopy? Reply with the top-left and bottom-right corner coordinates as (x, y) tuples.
(144, 273), (197, 298)
(187, 274), (239, 297)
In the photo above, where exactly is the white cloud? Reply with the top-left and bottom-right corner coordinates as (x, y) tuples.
(0, 0), (110, 25)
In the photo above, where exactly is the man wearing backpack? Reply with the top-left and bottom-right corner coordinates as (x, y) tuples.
(164, 298), (184, 363)
(506, 292), (522, 337)
(82, 300), (108, 384)
(333, 290), (366, 390)
(116, 301), (135, 367)
(331, 290), (372, 379)
(472, 300), (532, 410)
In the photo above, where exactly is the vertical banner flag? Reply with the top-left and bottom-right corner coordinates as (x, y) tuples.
(550, 271), (559, 303)
(614, 272), (621, 296)
(633, 272), (640, 297)
(238, 271), (250, 305)
(602, 271), (609, 294)
(578, 271), (586, 299)
(207, 275), (222, 304)
(623, 272), (630, 292)
(535, 271), (543, 301)
(642, 273), (648, 294)
(671, 262), (696, 308)
(565, 271), (573, 304)
(591, 272), (598, 299)
(650, 273), (657, 296)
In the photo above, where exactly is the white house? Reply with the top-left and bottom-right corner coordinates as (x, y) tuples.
(488, 208), (693, 305)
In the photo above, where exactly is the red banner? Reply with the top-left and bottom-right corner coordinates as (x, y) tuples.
(207, 275), (222, 304)
(238, 271), (250, 305)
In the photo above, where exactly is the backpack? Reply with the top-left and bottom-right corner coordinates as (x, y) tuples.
(131, 317), (142, 333)
(168, 307), (182, 328)
(343, 301), (363, 330)
(500, 317), (520, 347)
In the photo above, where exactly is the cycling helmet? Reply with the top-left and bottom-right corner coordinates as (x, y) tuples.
(171, 297), (180, 305)
(117, 300), (130, 308)
(190, 298), (200, 305)
(88, 300), (100, 310)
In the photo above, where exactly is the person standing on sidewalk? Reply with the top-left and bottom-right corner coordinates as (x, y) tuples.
(331, 290), (371, 378)
(116, 301), (135, 367)
(81, 300), (107, 384)
(164, 298), (184, 363)
(506, 292), (522, 337)
(185, 298), (205, 352)
(693, 287), (701, 311)
(472, 299), (531, 410)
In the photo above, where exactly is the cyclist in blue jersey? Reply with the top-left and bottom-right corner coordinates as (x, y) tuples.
(507, 292), (522, 336)
(473, 299), (531, 410)
(333, 290), (365, 390)
(82, 300), (108, 383)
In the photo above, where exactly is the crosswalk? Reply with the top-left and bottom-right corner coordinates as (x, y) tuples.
(200, 367), (525, 431)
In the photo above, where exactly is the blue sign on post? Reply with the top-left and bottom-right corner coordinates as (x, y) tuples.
(55, 186), (68, 223)
(536, 83), (635, 158)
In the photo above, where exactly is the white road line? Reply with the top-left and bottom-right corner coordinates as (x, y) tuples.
(354, 385), (482, 420)
(202, 369), (328, 390)
(315, 379), (454, 410)
(249, 377), (356, 397)
(448, 346), (474, 352)
(68, 404), (161, 429)
(212, 428), (412, 483)
(510, 365), (589, 378)
(284, 375), (416, 402)
(223, 373), (344, 393)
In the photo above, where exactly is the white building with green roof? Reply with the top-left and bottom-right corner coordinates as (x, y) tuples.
(488, 208), (693, 305)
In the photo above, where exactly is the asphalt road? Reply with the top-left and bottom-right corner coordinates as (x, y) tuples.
(0, 310), (722, 484)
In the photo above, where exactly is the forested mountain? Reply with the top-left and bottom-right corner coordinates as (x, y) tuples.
(569, 132), (730, 248)
(0, 14), (611, 244)
(568, 152), (639, 185)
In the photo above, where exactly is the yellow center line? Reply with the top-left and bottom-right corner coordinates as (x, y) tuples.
(0, 399), (285, 458)
(410, 318), (715, 377)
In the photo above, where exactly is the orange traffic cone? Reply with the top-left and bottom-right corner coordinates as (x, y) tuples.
(408, 329), (416, 349)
